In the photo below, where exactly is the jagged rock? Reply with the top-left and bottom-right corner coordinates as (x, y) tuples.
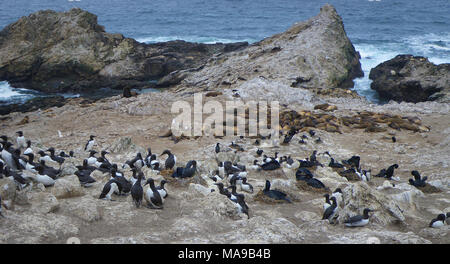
(0, 178), (17, 201)
(181, 4), (363, 91)
(51, 175), (85, 199)
(328, 230), (431, 244)
(61, 195), (103, 223)
(370, 55), (450, 103)
(30, 192), (59, 214)
(110, 137), (134, 153)
(0, 8), (248, 93)
(340, 182), (406, 226)
(0, 211), (79, 243)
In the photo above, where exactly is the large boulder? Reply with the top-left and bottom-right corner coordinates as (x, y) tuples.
(369, 55), (450, 103)
(181, 4), (363, 91)
(0, 8), (248, 93)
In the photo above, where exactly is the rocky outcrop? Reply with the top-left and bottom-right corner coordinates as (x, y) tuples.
(180, 4), (363, 91)
(369, 55), (450, 103)
(0, 8), (248, 93)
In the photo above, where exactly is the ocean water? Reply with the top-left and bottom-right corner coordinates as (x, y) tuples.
(0, 0), (449, 105)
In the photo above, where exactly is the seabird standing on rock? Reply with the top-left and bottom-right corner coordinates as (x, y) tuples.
(344, 208), (373, 227)
(85, 135), (96, 152)
(263, 180), (291, 203)
(215, 143), (220, 154)
(23, 140), (33, 155)
(58, 151), (70, 158)
(4, 167), (31, 190)
(111, 169), (132, 195)
(156, 180), (168, 199)
(250, 160), (260, 171)
(1, 142), (17, 170)
(256, 148), (263, 157)
(33, 165), (56, 187)
(322, 197), (338, 222)
(161, 150), (176, 170)
(240, 178), (254, 193)
(328, 158), (344, 169)
(76, 159), (97, 173)
(46, 147), (65, 167)
(323, 194), (332, 211)
(429, 214), (446, 228)
(181, 160), (197, 178)
(214, 182), (231, 198)
(99, 179), (121, 201)
(144, 178), (164, 209)
(235, 193), (249, 218)
(16, 131), (27, 150)
(39, 160), (61, 179)
(75, 169), (96, 188)
(87, 150), (98, 166)
(385, 164), (399, 180)
(131, 172), (144, 208)
(409, 170), (428, 187)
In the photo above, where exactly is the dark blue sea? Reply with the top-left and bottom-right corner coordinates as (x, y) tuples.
(1, 0), (449, 104)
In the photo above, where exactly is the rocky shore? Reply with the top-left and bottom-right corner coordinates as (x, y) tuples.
(0, 5), (449, 244)
(370, 55), (450, 103)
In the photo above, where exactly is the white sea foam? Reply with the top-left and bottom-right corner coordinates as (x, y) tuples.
(135, 35), (258, 44)
(0, 81), (22, 99)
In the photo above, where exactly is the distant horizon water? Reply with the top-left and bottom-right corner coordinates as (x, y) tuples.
(0, 0), (449, 105)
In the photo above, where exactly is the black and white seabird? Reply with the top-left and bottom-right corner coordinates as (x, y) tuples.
(227, 185), (239, 203)
(38, 160), (60, 179)
(99, 179), (121, 201)
(260, 159), (281, 171)
(1, 142), (18, 170)
(23, 140), (33, 155)
(58, 151), (71, 158)
(256, 148), (263, 157)
(385, 164), (399, 180)
(84, 135), (96, 152)
(74, 169), (96, 188)
(322, 197), (338, 222)
(111, 169), (132, 195)
(250, 160), (260, 171)
(344, 208), (373, 227)
(429, 214), (446, 228)
(161, 150), (176, 170)
(328, 158), (344, 169)
(4, 167), (31, 190)
(240, 178), (253, 193)
(409, 170), (428, 188)
(323, 194), (332, 211)
(76, 159), (97, 173)
(46, 147), (65, 166)
(156, 180), (168, 199)
(131, 172), (144, 208)
(342, 156), (360, 169)
(263, 180), (291, 203)
(215, 143), (220, 154)
(33, 165), (56, 187)
(144, 178), (164, 209)
(181, 160), (197, 178)
(87, 150), (98, 166)
(214, 182), (231, 198)
(235, 193), (249, 219)
(16, 131), (27, 150)
(123, 152), (144, 170)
